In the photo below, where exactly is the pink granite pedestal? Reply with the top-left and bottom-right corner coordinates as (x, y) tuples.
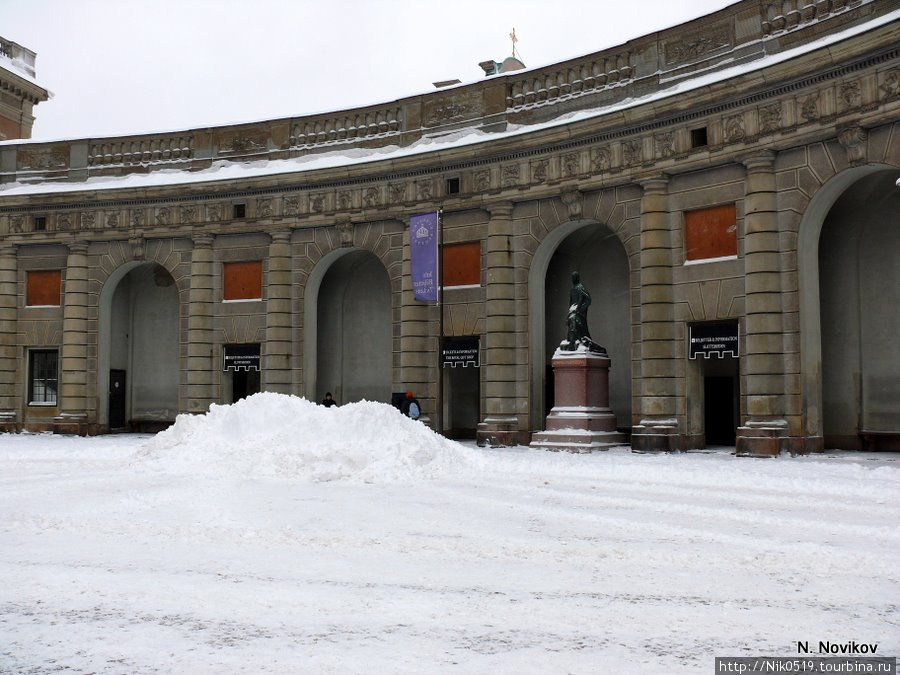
(530, 349), (626, 452)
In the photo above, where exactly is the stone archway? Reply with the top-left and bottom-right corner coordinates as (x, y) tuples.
(798, 165), (900, 449)
(304, 248), (392, 405)
(528, 220), (632, 431)
(98, 262), (180, 431)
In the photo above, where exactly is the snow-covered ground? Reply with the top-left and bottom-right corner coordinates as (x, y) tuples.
(1, 394), (898, 674)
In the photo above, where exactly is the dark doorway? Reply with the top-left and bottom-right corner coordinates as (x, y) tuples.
(703, 358), (739, 446)
(109, 369), (127, 430)
(545, 364), (555, 419)
(232, 370), (260, 403)
(444, 365), (479, 439)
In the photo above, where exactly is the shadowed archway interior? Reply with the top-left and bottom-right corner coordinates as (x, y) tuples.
(543, 224), (631, 426)
(819, 170), (900, 449)
(100, 263), (179, 430)
(315, 250), (392, 405)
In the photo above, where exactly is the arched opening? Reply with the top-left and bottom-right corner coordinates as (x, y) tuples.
(817, 169), (900, 449)
(98, 262), (179, 431)
(308, 249), (391, 405)
(529, 220), (631, 431)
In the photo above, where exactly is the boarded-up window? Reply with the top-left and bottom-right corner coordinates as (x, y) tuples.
(684, 204), (738, 261)
(26, 270), (62, 306)
(223, 261), (263, 300)
(442, 242), (481, 287)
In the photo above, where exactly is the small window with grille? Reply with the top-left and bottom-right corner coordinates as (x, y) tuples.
(28, 349), (59, 405)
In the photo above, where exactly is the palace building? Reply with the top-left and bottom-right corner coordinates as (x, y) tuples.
(1, 0), (898, 455)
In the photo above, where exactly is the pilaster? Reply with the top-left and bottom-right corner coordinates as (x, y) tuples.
(186, 234), (216, 413)
(53, 241), (90, 434)
(631, 177), (681, 452)
(477, 202), (529, 446)
(264, 230), (293, 393)
(0, 245), (17, 430)
(737, 151), (789, 456)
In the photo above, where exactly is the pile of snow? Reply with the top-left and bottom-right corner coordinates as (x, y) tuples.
(135, 392), (474, 483)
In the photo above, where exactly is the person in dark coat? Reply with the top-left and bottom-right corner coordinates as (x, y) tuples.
(321, 392), (337, 408)
(400, 391), (420, 420)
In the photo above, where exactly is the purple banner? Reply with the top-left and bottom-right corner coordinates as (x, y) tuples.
(410, 212), (439, 302)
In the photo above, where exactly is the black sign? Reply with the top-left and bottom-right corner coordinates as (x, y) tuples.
(688, 322), (739, 359)
(223, 343), (260, 371)
(442, 336), (480, 367)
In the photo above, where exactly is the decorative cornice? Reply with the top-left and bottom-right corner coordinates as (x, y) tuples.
(0, 34), (897, 249)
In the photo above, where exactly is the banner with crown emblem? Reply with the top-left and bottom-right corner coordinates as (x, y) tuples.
(410, 211), (439, 302)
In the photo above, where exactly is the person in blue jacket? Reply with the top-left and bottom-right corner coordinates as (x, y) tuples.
(400, 391), (420, 420)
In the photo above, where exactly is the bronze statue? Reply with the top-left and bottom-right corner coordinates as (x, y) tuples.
(561, 271), (606, 353)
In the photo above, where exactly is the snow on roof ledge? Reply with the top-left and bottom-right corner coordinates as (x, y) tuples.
(0, 5), (897, 198)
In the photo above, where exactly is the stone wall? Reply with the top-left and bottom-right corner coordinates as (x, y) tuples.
(0, 0), (898, 451)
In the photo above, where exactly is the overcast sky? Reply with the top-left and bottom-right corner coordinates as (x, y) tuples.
(7, 0), (735, 141)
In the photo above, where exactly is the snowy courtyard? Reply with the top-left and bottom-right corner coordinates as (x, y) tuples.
(1, 394), (898, 674)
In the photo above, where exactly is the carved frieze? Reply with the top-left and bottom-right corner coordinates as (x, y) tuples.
(501, 164), (520, 188)
(591, 147), (611, 173)
(473, 169), (491, 192)
(725, 114), (746, 142)
(562, 152), (580, 178)
(257, 198), (273, 218)
(57, 213), (72, 231)
(80, 212), (95, 230)
(655, 132), (675, 159)
(879, 68), (900, 100)
(664, 24), (731, 65)
(337, 191), (352, 211)
(839, 81), (861, 111)
(283, 197), (301, 217)
(155, 207), (170, 226)
(130, 209), (145, 228)
(531, 159), (549, 183)
(208, 204), (223, 222)
(416, 180), (433, 201)
(18, 146), (68, 171)
(363, 187), (380, 208)
(423, 89), (483, 127)
(10, 215), (24, 233)
(179, 205), (196, 224)
(622, 139), (642, 166)
(218, 131), (267, 154)
(388, 182), (406, 205)
(106, 212), (120, 228)
(800, 94), (819, 122)
(759, 103), (782, 134)
(310, 193), (326, 213)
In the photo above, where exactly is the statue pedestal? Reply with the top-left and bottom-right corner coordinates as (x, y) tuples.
(531, 349), (626, 452)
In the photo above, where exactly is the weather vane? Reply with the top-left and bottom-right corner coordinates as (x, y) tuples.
(510, 27), (519, 59)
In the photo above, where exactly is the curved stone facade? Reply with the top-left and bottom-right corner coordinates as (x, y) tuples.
(1, 0), (899, 454)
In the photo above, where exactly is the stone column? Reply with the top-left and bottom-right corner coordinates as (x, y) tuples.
(186, 234), (215, 413)
(477, 201), (527, 446)
(53, 241), (90, 434)
(737, 151), (788, 456)
(0, 245), (17, 431)
(631, 177), (681, 451)
(265, 230), (293, 394)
